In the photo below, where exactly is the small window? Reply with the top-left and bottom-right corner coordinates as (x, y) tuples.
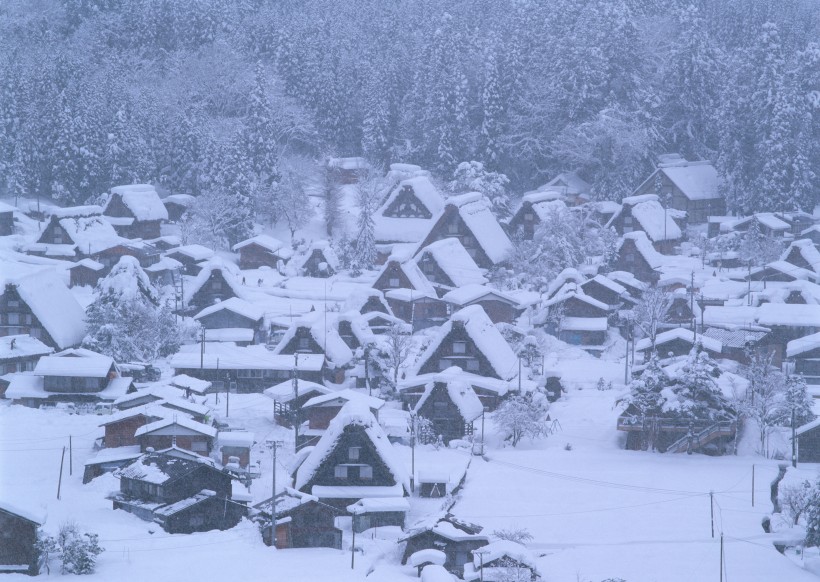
(212, 279), (223, 290)
(524, 213), (534, 221)
(7, 313), (19, 325)
(447, 222), (459, 234)
(191, 441), (207, 452)
(335, 465), (348, 479)
(348, 447), (361, 461)
(298, 338), (310, 350)
(359, 465), (373, 480)
(389, 277), (400, 288)
(453, 341), (466, 354)
(466, 359), (480, 372)
(7, 300), (18, 308)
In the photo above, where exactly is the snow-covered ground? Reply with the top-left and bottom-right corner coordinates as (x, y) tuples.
(2, 365), (816, 581)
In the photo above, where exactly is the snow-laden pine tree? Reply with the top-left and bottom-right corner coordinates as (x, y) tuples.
(663, 345), (734, 422)
(351, 176), (378, 274)
(784, 375), (816, 428)
(242, 63), (280, 188)
(479, 46), (503, 169)
(84, 257), (184, 363)
(450, 161), (511, 219)
(626, 353), (667, 417)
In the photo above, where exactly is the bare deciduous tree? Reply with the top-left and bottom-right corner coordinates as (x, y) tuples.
(629, 284), (674, 350)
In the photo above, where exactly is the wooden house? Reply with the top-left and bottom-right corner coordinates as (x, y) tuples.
(722, 214), (791, 238)
(413, 380), (483, 444)
(68, 259), (105, 288)
(194, 298), (266, 346)
(606, 194), (682, 253)
(165, 245), (215, 275)
(507, 191), (564, 240)
(264, 379), (332, 427)
(631, 156), (724, 223)
(795, 419), (820, 463)
(542, 171), (591, 205)
(327, 157), (369, 184)
(183, 259), (244, 313)
(299, 389), (385, 449)
(134, 417), (217, 455)
(170, 345), (325, 392)
(442, 285), (521, 324)
(82, 446), (143, 484)
(256, 489), (343, 549)
(144, 256), (183, 287)
(162, 194), (195, 222)
(782, 239), (820, 278)
(0, 335), (52, 377)
(757, 303), (820, 363)
(343, 289), (392, 317)
(413, 305), (519, 381)
(233, 235), (293, 270)
(113, 451), (245, 534)
(0, 201), (15, 236)
(295, 241), (338, 278)
(401, 515), (489, 576)
(100, 408), (165, 448)
(27, 214), (121, 261)
(103, 184), (168, 239)
(701, 326), (770, 365)
(800, 225), (820, 247)
(0, 500), (44, 576)
(579, 276), (627, 310)
(664, 291), (697, 327)
(5, 351), (133, 407)
(217, 431), (254, 469)
(273, 315), (356, 381)
(787, 332), (820, 385)
(542, 289), (609, 347)
(464, 540), (540, 582)
(612, 232), (663, 283)
(414, 238), (488, 293)
(399, 368), (510, 412)
(90, 240), (161, 271)
(293, 401), (409, 509)
(636, 328), (722, 362)
(374, 176), (446, 252)
(414, 193), (513, 269)
(347, 497), (410, 533)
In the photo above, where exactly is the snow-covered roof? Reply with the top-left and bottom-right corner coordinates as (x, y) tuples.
(134, 416), (217, 438)
(788, 332), (820, 358)
(783, 239), (820, 274)
(398, 367), (511, 397)
(69, 258), (105, 271)
(232, 234), (293, 259)
(583, 274), (627, 296)
(618, 231), (664, 269)
(7, 270), (85, 349)
(47, 205), (103, 219)
(408, 549), (446, 568)
(546, 268), (585, 298)
(54, 215), (122, 254)
(346, 497), (410, 514)
(377, 258), (438, 296)
(635, 328), (722, 354)
(723, 213), (790, 233)
(218, 431), (255, 448)
(169, 344), (325, 371)
(560, 317), (608, 332)
(328, 157), (368, 170)
(194, 297), (264, 322)
(414, 238), (487, 287)
(610, 196), (681, 242)
(420, 565), (454, 582)
(294, 240), (340, 273)
(0, 499), (46, 525)
(169, 374), (212, 394)
(271, 313), (354, 367)
(545, 288), (609, 312)
(166, 244), (215, 262)
(264, 379), (331, 403)
(443, 193), (513, 264)
(97, 256), (158, 304)
(83, 445), (142, 466)
(543, 171), (591, 195)
(183, 258), (245, 304)
(414, 379), (484, 422)
(109, 184), (168, 221)
(144, 256), (183, 273)
(757, 303), (820, 327)
(302, 388), (385, 411)
(751, 260), (817, 282)
(294, 401), (409, 493)
(633, 160), (720, 202)
(0, 335), (52, 360)
(442, 284), (519, 307)
(381, 176), (445, 217)
(163, 194), (195, 207)
(472, 540), (537, 569)
(413, 305), (518, 381)
(34, 354), (113, 377)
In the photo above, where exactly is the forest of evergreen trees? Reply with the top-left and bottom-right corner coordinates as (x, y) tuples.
(0, 0), (818, 213)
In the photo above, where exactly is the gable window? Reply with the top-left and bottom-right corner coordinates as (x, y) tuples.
(298, 338), (310, 350)
(348, 447), (361, 461)
(466, 359), (480, 373)
(7, 313), (19, 325)
(334, 465), (348, 479)
(389, 277), (400, 288)
(453, 341), (467, 354)
(212, 279), (223, 290)
(524, 213), (534, 221)
(191, 441), (207, 452)
(7, 300), (18, 308)
(447, 222), (459, 234)
(359, 465), (373, 480)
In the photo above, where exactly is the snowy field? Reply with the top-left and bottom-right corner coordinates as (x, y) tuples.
(2, 372), (817, 581)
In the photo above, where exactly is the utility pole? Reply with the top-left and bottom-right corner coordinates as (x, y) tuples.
(57, 447), (65, 500)
(409, 413), (416, 493)
(200, 326), (205, 370)
(267, 440), (283, 547)
(293, 353), (300, 450)
(518, 357), (522, 392)
(752, 464), (755, 507)
(364, 345), (370, 397)
(689, 271), (695, 327)
(351, 509), (357, 569)
(624, 321), (630, 385)
(719, 532), (724, 582)
(475, 548), (489, 582)
(69, 435), (72, 476)
(710, 491), (715, 538)
(792, 405), (797, 468)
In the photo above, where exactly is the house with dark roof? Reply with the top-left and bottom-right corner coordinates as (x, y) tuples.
(293, 401), (409, 510)
(194, 298), (267, 346)
(103, 184), (168, 239)
(412, 380), (484, 444)
(373, 257), (448, 330)
(165, 245), (215, 275)
(414, 193), (513, 269)
(611, 232), (663, 283)
(232, 235), (293, 270)
(183, 259), (245, 313)
(374, 176), (446, 255)
(606, 194), (682, 254)
(401, 514), (489, 576)
(113, 450), (245, 534)
(506, 191), (564, 240)
(134, 417), (217, 455)
(0, 501), (45, 575)
(163, 194), (195, 222)
(442, 285), (521, 324)
(414, 238), (487, 294)
(399, 367), (510, 412)
(294, 241), (338, 278)
(632, 155), (724, 223)
(0, 335), (52, 377)
(255, 488), (344, 549)
(412, 306), (519, 381)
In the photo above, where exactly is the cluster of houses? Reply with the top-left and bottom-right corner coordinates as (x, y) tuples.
(3, 152), (820, 578)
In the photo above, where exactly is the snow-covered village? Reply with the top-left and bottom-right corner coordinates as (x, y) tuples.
(1, 1), (820, 581)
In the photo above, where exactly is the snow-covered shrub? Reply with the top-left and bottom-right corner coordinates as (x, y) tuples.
(38, 522), (104, 575)
(494, 392), (550, 447)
